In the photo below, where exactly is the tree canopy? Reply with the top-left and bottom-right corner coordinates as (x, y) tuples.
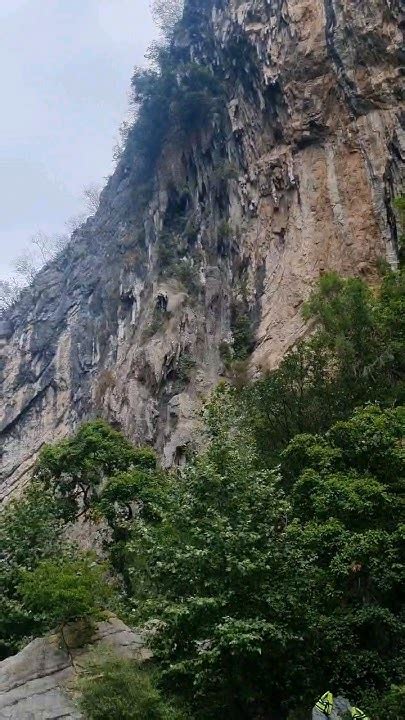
(127, 396), (404, 719)
(2, 268), (404, 720)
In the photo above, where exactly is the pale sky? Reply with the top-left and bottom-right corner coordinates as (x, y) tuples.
(0, 0), (157, 280)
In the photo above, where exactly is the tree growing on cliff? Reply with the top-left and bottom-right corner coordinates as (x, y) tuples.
(128, 58), (224, 182)
(34, 419), (156, 522)
(151, 0), (183, 38)
(243, 269), (405, 465)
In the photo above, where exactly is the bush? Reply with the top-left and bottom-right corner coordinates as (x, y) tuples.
(217, 220), (232, 241)
(78, 654), (185, 720)
(231, 312), (254, 360)
(19, 555), (111, 632)
(157, 233), (182, 272)
(170, 64), (224, 135)
(364, 684), (405, 719)
(0, 483), (62, 658)
(219, 340), (233, 369)
(173, 260), (201, 295)
(144, 308), (170, 339)
(174, 352), (196, 386)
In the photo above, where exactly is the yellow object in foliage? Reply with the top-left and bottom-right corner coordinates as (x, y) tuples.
(315, 692), (334, 716)
(351, 708), (369, 720)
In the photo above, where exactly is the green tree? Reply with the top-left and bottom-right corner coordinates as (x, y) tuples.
(34, 419), (155, 521)
(279, 406), (404, 709)
(244, 270), (405, 465)
(151, 0), (183, 39)
(128, 387), (292, 719)
(127, 393), (404, 719)
(19, 554), (111, 633)
(0, 483), (62, 659)
(95, 465), (166, 589)
(127, 47), (224, 183)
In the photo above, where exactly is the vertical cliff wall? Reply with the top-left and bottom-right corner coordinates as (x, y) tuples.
(1, 0), (403, 500)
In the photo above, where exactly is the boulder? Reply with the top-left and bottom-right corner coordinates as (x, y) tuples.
(0, 615), (150, 720)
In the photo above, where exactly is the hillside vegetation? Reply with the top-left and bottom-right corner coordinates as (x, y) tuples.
(1, 268), (404, 720)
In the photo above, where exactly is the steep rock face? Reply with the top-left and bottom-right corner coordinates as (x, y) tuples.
(1, 0), (403, 500)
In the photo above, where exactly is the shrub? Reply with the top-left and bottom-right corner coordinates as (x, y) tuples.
(19, 555), (111, 633)
(174, 352), (196, 385)
(173, 260), (201, 295)
(157, 234), (181, 272)
(144, 308), (170, 339)
(217, 220), (232, 241)
(219, 340), (233, 369)
(170, 64), (224, 136)
(0, 483), (63, 659)
(231, 312), (254, 360)
(363, 684), (405, 719)
(78, 653), (185, 720)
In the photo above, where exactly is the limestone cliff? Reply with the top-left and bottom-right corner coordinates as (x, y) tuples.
(1, 0), (404, 501)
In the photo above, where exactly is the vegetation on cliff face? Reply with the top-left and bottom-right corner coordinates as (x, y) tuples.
(244, 270), (405, 466)
(1, 268), (404, 719)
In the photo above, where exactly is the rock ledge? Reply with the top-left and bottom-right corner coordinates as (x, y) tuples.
(0, 615), (149, 720)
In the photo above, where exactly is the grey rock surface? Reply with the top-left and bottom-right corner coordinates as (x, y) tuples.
(0, 615), (149, 720)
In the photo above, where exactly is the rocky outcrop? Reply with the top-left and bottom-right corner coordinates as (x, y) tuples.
(0, 615), (149, 720)
(1, 0), (404, 500)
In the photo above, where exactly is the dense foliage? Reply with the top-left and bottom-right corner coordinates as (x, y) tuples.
(78, 654), (185, 720)
(19, 555), (111, 631)
(127, 53), (224, 182)
(0, 481), (112, 657)
(1, 269), (404, 720)
(127, 397), (404, 719)
(244, 270), (405, 465)
(0, 484), (62, 658)
(34, 419), (156, 522)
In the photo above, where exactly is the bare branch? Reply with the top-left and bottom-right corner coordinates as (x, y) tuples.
(0, 277), (23, 311)
(82, 183), (101, 214)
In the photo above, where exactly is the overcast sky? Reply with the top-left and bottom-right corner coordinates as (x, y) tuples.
(0, 0), (156, 280)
